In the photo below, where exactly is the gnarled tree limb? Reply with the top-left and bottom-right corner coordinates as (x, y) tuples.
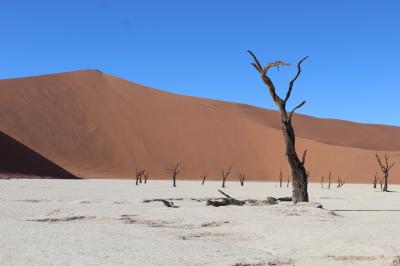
(289, 100), (306, 122)
(284, 56), (309, 104)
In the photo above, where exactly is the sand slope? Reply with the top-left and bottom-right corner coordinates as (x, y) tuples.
(0, 70), (399, 182)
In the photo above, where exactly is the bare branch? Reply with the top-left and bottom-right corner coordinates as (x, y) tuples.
(222, 165), (232, 179)
(289, 100), (306, 122)
(218, 189), (233, 199)
(263, 61), (290, 74)
(248, 51), (289, 105)
(301, 150), (307, 166)
(247, 50), (262, 72)
(284, 56), (309, 104)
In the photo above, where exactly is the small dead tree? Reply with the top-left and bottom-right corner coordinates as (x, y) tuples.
(287, 176), (290, 188)
(373, 172), (377, 189)
(337, 177), (345, 188)
(238, 173), (245, 186)
(143, 170), (149, 184)
(248, 51), (309, 203)
(321, 176), (324, 188)
(135, 169), (144, 186)
(375, 153), (395, 192)
(279, 169), (283, 188)
(327, 171), (332, 189)
(166, 162), (180, 187)
(201, 174), (207, 185)
(221, 166), (232, 188)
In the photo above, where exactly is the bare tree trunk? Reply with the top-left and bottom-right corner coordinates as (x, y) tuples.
(248, 51), (309, 203)
(238, 173), (245, 186)
(279, 169), (283, 188)
(221, 166), (232, 188)
(383, 173), (388, 192)
(328, 171), (331, 189)
(143, 171), (149, 184)
(201, 174), (207, 185)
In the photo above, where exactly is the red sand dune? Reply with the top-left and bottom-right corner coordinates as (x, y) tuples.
(0, 70), (399, 182)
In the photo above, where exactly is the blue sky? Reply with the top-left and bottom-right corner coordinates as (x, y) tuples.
(1, 1), (400, 125)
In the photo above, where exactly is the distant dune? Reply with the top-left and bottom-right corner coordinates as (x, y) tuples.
(0, 70), (399, 182)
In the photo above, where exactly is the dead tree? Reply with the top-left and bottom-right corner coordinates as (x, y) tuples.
(375, 153), (395, 192)
(248, 51), (309, 203)
(373, 172), (377, 189)
(321, 176), (324, 188)
(337, 177), (345, 188)
(279, 169), (283, 188)
(143, 170), (149, 184)
(327, 171), (332, 189)
(287, 176), (290, 188)
(166, 162), (180, 187)
(238, 173), (245, 186)
(201, 174), (207, 185)
(221, 166), (232, 188)
(135, 169), (144, 186)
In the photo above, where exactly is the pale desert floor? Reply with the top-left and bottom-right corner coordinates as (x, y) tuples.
(1, 179), (400, 266)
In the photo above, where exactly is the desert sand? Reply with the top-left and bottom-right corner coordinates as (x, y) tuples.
(1, 70), (400, 182)
(1, 179), (399, 266)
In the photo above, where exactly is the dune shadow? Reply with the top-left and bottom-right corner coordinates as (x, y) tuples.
(0, 131), (80, 179)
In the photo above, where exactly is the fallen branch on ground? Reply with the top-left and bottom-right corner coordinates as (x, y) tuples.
(143, 192), (293, 208)
(142, 199), (179, 208)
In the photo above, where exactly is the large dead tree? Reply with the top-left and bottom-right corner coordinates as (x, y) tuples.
(248, 51), (309, 203)
(221, 166), (232, 188)
(166, 162), (180, 187)
(375, 153), (395, 192)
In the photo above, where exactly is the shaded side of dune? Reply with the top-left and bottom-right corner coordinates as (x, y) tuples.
(0, 131), (79, 179)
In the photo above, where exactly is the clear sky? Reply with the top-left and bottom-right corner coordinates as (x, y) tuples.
(1, 1), (400, 125)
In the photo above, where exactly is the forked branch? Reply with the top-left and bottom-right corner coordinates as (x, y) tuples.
(289, 100), (306, 122)
(284, 56), (309, 104)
